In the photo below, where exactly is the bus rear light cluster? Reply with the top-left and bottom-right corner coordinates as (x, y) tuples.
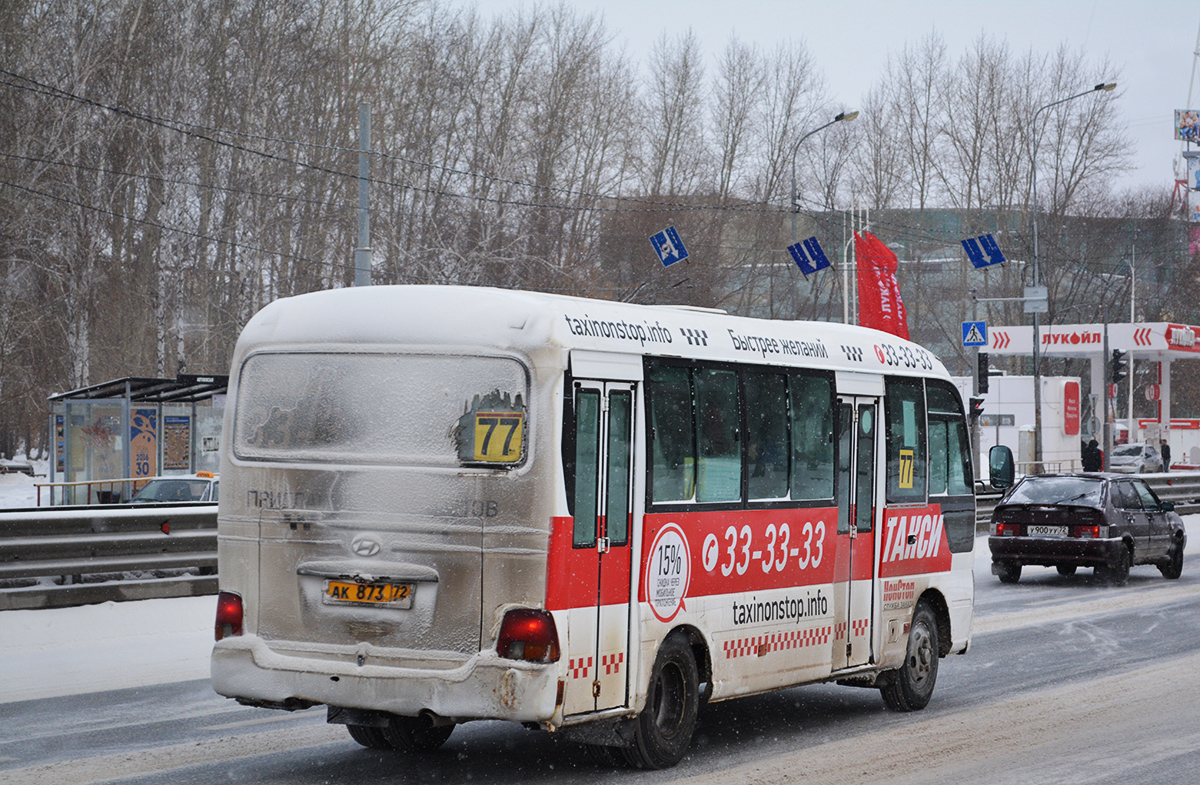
(496, 608), (560, 663)
(215, 591), (244, 641)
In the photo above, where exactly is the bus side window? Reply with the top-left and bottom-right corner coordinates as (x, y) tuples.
(926, 381), (972, 497)
(885, 378), (927, 503)
(648, 366), (696, 503)
(929, 421), (948, 496)
(745, 371), (789, 501)
(790, 374), (835, 501)
(694, 369), (740, 503)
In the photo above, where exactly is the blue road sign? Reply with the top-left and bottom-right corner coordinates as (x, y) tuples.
(788, 236), (832, 277)
(962, 320), (988, 347)
(962, 233), (1006, 269)
(650, 226), (689, 267)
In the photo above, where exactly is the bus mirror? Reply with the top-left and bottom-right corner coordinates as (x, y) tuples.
(989, 445), (1014, 491)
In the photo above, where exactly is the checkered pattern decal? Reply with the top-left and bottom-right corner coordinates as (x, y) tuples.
(722, 627), (833, 659)
(601, 652), (624, 675)
(569, 656), (592, 680)
(835, 622), (848, 640)
(851, 619), (869, 637)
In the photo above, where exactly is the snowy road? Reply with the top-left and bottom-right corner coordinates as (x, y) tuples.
(2, 541), (1198, 784)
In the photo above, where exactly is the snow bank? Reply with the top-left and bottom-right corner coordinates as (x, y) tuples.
(0, 459), (45, 509)
(0, 595), (216, 704)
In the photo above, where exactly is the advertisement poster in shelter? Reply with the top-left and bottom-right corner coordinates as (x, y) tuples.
(163, 415), (191, 472)
(130, 409), (158, 479)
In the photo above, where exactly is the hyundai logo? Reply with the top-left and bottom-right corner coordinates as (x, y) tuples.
(351, 536), (382, 557)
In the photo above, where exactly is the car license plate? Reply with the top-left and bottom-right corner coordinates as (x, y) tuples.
(323, 580), (414, 608)
(1028, 525), (1068, 537)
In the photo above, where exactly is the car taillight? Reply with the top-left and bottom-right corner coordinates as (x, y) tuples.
(1073, 525), (1100, 538)
(215, 591), (243, 641)
(496, 608), (560, 663)
(994, 522), (1020, 536)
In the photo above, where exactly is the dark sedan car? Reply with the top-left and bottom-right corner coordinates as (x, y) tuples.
(989, 473), (1186, 585)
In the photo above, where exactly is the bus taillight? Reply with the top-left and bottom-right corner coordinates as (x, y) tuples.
(496, 609), (560, 663)
(215, 591), (243, 641)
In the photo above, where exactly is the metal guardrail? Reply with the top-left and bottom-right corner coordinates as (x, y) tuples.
(0, 503), (216, 611)
(975, 470), (1200, 529)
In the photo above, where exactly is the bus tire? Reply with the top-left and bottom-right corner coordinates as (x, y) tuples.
(347, 724), (390, 749)
(880, 601), (939, 712)
(622, 633), (699, 769)
(381, 715), (455, 752)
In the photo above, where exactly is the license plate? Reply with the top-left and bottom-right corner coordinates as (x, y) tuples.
(323, 580), (414, 608)
(1028, 525), (1068, 537)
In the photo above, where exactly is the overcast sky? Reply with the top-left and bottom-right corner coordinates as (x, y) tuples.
(466, 0), (1200, 195)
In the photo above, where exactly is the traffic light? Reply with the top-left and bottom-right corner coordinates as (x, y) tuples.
(969, 396), (985, 421)
(977, 352), (990, 394)
(1110, 349), (1128, 385)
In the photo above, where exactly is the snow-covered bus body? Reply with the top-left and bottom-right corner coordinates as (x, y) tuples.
(211, 285), (975, 768)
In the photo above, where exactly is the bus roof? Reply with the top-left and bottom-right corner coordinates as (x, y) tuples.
(233, 285), (950, 380)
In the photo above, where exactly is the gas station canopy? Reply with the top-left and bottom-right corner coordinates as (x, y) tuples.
(986, 322), (1199, 358)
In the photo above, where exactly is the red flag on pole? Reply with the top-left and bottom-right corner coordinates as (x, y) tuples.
(854, 230), (909, 340)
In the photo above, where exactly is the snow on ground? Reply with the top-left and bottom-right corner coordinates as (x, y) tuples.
(0, 595), (217, 703)
(0, 456), (46, 509)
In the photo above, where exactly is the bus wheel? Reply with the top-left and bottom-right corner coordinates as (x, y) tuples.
(347, 724), (391, 749)
(381, 715), (455, 752)
(623, 633), (699, 769)
(880, 601), (939, 712)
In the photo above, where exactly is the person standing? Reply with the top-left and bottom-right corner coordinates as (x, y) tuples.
(1081, 439), (1102, 472)
(1161, 439), (1171, 471)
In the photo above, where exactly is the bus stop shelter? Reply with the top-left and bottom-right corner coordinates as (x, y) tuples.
(49, 374), (227, 502)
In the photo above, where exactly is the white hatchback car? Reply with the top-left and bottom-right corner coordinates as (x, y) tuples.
(1107, 444), (1164, 474)
(131, 472), (219, 503)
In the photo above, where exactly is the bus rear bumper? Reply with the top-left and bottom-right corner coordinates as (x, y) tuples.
(211, 635), (560, 723)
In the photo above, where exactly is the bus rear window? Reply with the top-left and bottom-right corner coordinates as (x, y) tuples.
(233, 353), (528, 467)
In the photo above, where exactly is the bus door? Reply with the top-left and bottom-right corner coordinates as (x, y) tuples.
(564, 380), (636, 714)
(834, 396), (879, 670)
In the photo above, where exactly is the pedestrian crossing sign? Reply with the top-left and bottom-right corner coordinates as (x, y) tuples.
(962, 321), (987, 347)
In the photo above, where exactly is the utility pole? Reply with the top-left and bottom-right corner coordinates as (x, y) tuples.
(354, 104), (372, 287)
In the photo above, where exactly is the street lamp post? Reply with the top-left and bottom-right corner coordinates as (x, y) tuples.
(790, 110), (859, 245)
(1030, 82), (1116, 469)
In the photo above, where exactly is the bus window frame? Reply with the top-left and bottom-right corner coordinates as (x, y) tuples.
(643, 357), (837, 514)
